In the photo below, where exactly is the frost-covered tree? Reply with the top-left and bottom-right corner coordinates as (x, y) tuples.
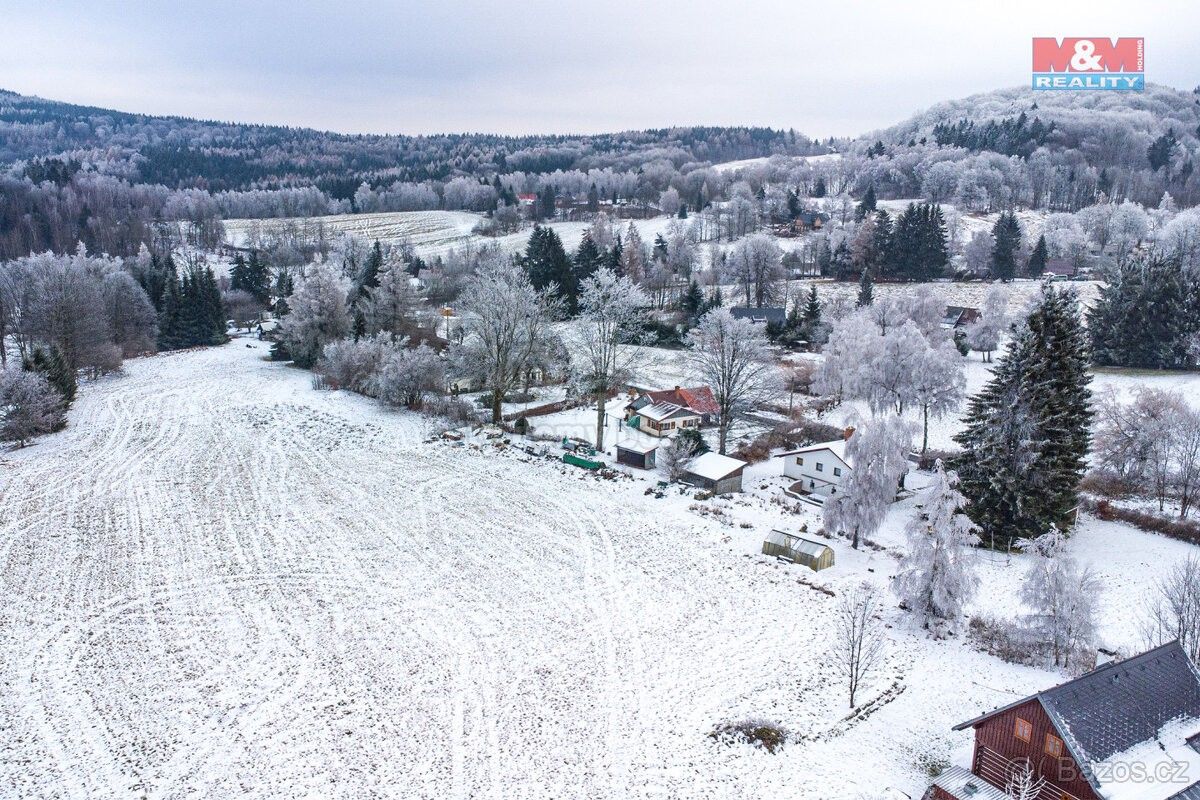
(910, 342), (966, 453)
(686, 308), (780, 454)
(658, 433), (703, 482)
(954, 284), (1092, 549)
(894, 461), (979, 632)
(457, 260), (561, 424)
(362, 259), (419, 340)
(965, 284), (1008, 362)
(725, 233), (784, 308)
(830, 582), (888, 708)
(1143, 556), (1200, 663)
(0, 368), (65, 446)
(315, 335), (390, 394)
(280, 259), (352, 368)
(620, 222), (647, 284)
(102, 271), (158, 356)
(825, 417), (913, 549)
(1021, 529), (1100, 668)
(372, 342), (445, 409)
(569, 269), (649, 450)
(1088, 254), (1196, 370)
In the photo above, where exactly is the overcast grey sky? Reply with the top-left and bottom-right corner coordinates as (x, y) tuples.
(3, 0), (1197, 137)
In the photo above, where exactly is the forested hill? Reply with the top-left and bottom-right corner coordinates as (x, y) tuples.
(0, 89), (818, 196)
(846, 83), (1200, 209)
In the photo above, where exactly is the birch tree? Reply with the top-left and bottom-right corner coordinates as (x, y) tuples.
(686, 308), (780, 454)
(894, 460), (980, 632)
(966, 284), (1008, 362)
(825, 417), (913, 549)
(1021, 528), (1099, 668)
(910, 342), (966, 453)
(569, 268), (649, 450)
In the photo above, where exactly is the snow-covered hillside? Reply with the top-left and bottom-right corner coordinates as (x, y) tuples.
(2, 343), (1196, 798)
(223, 210), (682, 261)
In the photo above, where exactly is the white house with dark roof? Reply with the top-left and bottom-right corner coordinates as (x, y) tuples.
(779, 440), (852, 502)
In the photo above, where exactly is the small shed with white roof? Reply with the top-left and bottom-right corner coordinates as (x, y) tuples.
(682, 452), (746, 495)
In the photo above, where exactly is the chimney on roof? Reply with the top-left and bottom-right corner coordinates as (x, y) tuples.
(674, 386), (681, 391)
(843, 426), (856, 441)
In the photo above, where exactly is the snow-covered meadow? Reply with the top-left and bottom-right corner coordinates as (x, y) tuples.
(2, 342), (1198, 798)
(222, 210), (681, 262)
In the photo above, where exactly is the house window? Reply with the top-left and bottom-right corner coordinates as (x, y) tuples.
(833, 467), (842, 477)
(816, 463), (824, 472)
(1045, 733), (1064, 758)
(796, 457), (804, 466)
(1014, 718), (1032, 743)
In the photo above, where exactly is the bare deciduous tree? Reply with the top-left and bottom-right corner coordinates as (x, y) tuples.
(1144, 556), (1200, 663)
(568, 268), (649, 451)
(1005, 760), (1047, 800)
(686, 308), (780, 454)
(831, 582), (888, 709)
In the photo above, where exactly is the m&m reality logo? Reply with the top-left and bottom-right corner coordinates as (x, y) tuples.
(1032, 37), (1144, 91)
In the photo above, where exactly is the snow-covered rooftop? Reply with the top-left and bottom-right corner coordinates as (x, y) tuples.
(638, 402), (695, 422)
(783, 440), (851, 466)
(686, 451), (745, 480)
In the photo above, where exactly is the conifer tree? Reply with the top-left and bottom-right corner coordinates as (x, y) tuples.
(1026, 234), (1048, 278)
(520, 225), (576, 312)
(857, 268), (874, 307)
(574, 233), (603, 286)
(812, 176), (827, 198)
(606, 238), (623, 276)
(274, 269), (294, 316)
(682, 279), (704, 319)
(954, 284), (1092, 549)
(990, 211), (1022, 282)
(23, 345), (76, 413)
(230, 254), (250, 296)
(1089, 254), (1196, 369)
(855, 185), (877, 220)
(800, 285), (823, 342)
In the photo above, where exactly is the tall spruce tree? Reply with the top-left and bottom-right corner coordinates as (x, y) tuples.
(574, 233), (604, 286)
(274, 269), (294, 316)
(857, 268), (874, 307)
(990, 211), (1022, 282)
(954, 284), (1092, 549)
(520, 225), (576, 311)
(1026, 234), (1048, 278)
(855, 185), (877, 220)
(1089, 254), (1196, 369)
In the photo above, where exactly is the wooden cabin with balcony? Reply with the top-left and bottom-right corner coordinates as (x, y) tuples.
(928, 640), (1200, 800)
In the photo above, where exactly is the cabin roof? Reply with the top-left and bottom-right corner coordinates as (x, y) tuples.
(954, 641), (1200, 797)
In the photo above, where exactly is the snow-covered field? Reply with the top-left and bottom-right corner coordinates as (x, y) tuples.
(223, 211), (679, 262)
(2, 343), (1197, 798)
